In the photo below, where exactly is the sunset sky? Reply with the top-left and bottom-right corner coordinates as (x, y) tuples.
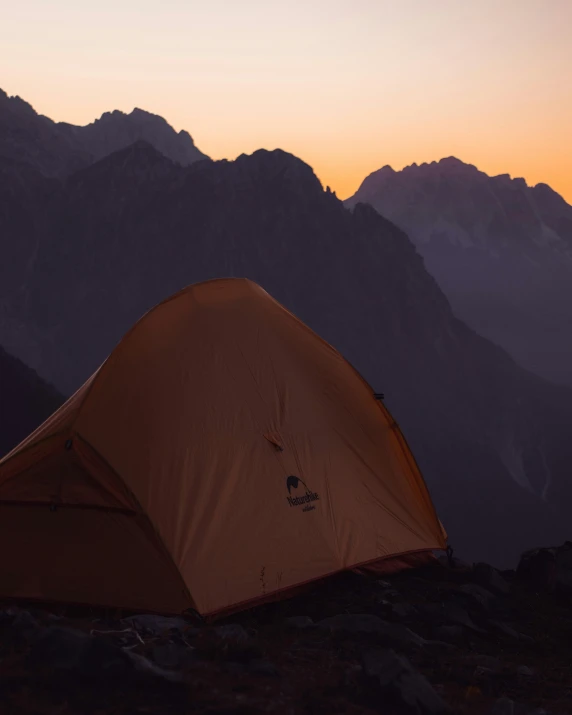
(3, 0), (571, 201)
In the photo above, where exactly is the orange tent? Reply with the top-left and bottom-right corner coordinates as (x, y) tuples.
(0, 279), (446, 616)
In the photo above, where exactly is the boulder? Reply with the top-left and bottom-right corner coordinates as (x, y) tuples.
(473, 563), (510, 596)
(362, 649), (449, 713)
(151, 643), (196, 669)
(419, 602), (483, 632)
(213, 624), (250, 643)
(437, 554), (472, 571)
(318, 614), (426, 649)
(248, 659), (280, 677)
(285, 616), (315, 630)
(391, 603), (419, 619)
(490, 698), (515, 715)
(28, 626), (131, 679)
(554, 544), (572, 593)
(457, 583), (497, 612)
(122, 615), (190, 636)
(127, 651), (185, 683)
(0, 608), (40, 642)
(488, 620), (534, 642)
(432, 626), (467, 645)
(517, 548), (557, 592)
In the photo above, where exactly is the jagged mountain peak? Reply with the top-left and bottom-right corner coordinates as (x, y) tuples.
(228, 148), (326, 198)
(346, 155), (572, 386)
(0, 89), (39, 117)
(93, 106), (172, 129)
(0, 88), (209, 176)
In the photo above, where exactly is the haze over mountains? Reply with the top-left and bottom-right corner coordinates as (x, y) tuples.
(346, 158), (572, 387)
(1, 90), (572, 568)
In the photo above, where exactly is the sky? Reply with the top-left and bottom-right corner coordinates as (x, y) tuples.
(2, 0), (571, 201)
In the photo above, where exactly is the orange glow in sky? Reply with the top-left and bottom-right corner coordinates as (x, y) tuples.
(2, 0), (571, 201)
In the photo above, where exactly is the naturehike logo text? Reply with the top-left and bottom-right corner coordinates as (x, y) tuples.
(286, 475), (319, 512)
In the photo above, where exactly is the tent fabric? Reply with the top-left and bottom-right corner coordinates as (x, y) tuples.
(0, 278), (447, 616)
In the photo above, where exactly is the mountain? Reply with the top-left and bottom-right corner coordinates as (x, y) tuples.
(59, 107), (210, 167)
(1, 140), (572, 567)
(0, 345), (63, 458)
(0, 88), (209, 177)
(345, 157), (572, 386)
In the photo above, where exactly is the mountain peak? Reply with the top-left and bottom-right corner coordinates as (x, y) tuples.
(0, 89), (41, 118)
(234, 149), (324, 195)
(438, 156), (468, 167)
(73, 105), (209, 167)
(0, 88), (209, 176)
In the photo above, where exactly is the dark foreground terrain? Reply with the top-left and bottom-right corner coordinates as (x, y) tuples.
(1, 546), (571, 715)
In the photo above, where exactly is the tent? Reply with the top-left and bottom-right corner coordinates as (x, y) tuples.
(0, 278), (447, 617)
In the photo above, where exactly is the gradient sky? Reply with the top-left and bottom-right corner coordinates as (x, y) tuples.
(2, 0), (571, 201)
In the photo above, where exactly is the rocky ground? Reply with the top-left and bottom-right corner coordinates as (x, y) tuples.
(1, 547), (571, 715)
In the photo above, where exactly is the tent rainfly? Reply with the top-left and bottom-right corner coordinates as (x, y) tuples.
(0, 278), (447, 617)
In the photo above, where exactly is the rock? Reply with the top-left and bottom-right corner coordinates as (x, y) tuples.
(248, 659), (280, 677)
(318, 614), (426, 649)
(432, 626), (467, 644)
(457, 583), (497, 612)
(491, 697), (515, 715)
(376, 582), (401, 600)
(127, 651), (185, 683)
(419, 602), (483, 632)
(122, 614), (189, 636)
(285, 616), (315, 630)
(473, 563), (510, 596)
(462, 654), (503, 672)
(151, 642), (196, 669)
(488, 620), (534, 642)
(515, 665), (535, 677)
(362, 649), (449, 713)
(0, 608), (40, 641)
(213, 624), (250, 643)
(220, 661), (247, 675)
(555, 545), (572, 593)
(344, 663), (363, 686)
(437, 554), (472, 570)
(28, 625), (186, 685)
(318, 613), (385, 634)
(517, 547), (557, 592)
(28, 626), (131, 678)
(391, 603), (418, 619)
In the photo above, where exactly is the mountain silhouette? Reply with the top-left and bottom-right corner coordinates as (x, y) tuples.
(0, 346), (63, 458)
(0, 88), (209, 178)
(346, 157), (572, 386)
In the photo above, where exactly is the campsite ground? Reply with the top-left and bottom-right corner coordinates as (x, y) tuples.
(1, 558), (571, 714)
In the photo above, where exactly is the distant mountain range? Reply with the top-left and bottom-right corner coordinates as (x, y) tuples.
(1, 91), (572, 567)
(346, 157), (572, 387)
(0, 88), (209, 177)
(0, 346), (63, 458)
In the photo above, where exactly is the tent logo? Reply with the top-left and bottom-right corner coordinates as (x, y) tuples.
(286, 475), (320, 512)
